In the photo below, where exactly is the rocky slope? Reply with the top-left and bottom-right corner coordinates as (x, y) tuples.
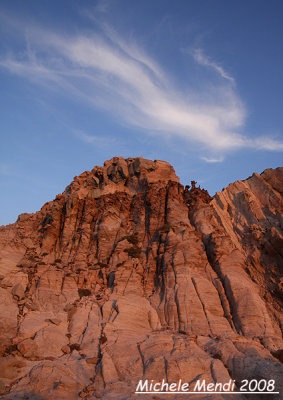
(0, 157), (282, 400)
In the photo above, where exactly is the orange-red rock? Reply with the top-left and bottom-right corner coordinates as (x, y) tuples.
(0, 157), (282, 399)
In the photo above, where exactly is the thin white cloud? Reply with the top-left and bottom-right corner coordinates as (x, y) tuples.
(74, 130), (97, 144)
(73, 130), (118, 147)
(71, 129), (123, 150)
(201, 156), (224, 163)
(190, 48), (235, 83)
(252, 136), (283, 151)
(0, 21), (282, 155)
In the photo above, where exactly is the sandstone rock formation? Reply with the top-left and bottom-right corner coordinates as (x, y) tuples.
(0, 157), (282, 399)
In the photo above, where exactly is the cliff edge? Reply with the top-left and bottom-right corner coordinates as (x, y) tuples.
(0, 157), (282, 399)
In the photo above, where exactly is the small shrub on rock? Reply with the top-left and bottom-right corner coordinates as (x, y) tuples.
(98, 262), (109, 269)
(99, 334), (107, 345)
(160, 223), (172, 233)
(125, 233), (139, 245)
(124, 246), (141, 259)
(69, 343), (81, 351)
(78, 289), (91, 298)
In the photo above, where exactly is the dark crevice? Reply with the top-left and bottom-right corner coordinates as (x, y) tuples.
(191, 277), (213, 335)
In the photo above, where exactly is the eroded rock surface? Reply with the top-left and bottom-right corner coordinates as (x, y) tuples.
(0, 157), (282, 399)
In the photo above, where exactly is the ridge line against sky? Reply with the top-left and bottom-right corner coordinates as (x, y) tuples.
(0, 0), (282, 225)
(0, 4), (283, 159)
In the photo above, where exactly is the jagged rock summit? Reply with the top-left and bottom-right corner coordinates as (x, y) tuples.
(0, 157), (282, 399)
(64, 157), (180, 200)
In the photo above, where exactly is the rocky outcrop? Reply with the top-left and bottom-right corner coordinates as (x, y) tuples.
(0, 157), (282, 399)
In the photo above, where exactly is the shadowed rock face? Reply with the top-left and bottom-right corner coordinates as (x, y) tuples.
(0, 157), (282, 400)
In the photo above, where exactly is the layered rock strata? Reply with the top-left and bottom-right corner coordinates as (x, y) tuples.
(0, 157), (282, 399)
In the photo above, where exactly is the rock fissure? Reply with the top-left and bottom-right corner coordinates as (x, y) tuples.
(0, 158), (282, 400)
(191, 277), (213, 335)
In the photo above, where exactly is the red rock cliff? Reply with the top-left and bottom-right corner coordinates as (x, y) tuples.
(0, 157), (282, 399)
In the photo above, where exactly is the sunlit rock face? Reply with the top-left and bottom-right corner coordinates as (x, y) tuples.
(0, 157), (282, 400)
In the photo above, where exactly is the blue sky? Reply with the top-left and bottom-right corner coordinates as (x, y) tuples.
(0, 0), (282, 225)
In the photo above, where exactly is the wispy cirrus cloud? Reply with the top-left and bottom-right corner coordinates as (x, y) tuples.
(189, 48), (235, 83)
(201, 156), (224, 163)
(0, 17), (282, 158)
(73, 130), (119, 147)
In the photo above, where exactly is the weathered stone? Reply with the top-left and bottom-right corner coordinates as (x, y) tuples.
(0, 158), (282, 399)
(12, 283), (26, 300)
(0, 287), (18, 341)
(61, 345), (71, 354)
